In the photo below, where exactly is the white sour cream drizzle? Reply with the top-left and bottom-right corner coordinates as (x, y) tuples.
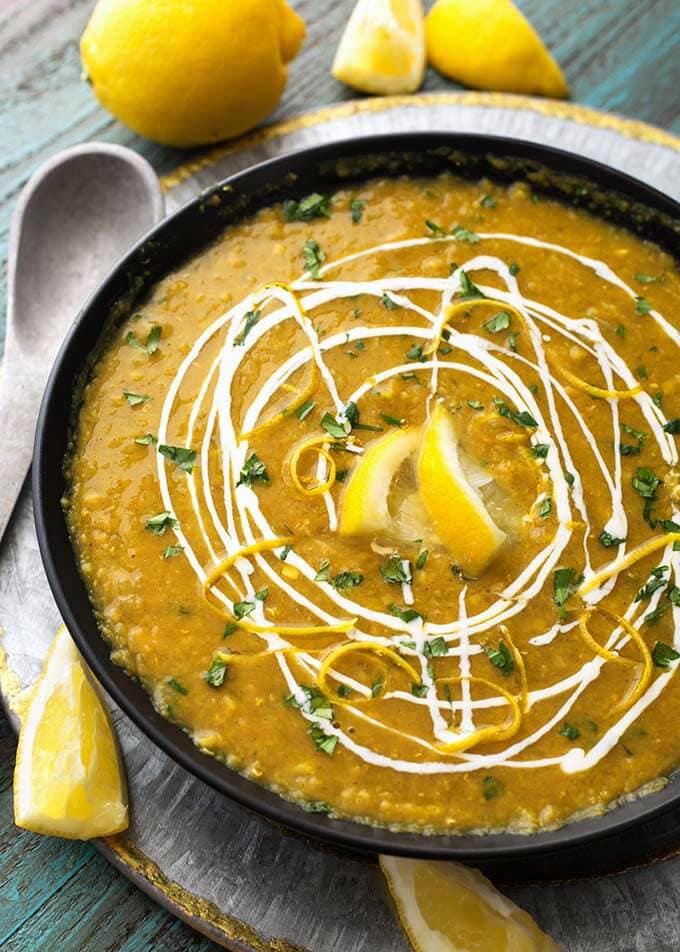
(154, 230), (679, 777)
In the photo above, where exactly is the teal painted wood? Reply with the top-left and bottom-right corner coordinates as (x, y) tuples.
(0, 0), (678, 949)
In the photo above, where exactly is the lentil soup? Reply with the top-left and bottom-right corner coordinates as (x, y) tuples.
(64, 173), (680, 834)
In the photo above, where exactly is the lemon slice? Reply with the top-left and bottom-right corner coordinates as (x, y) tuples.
(332, 0), (426, 95)
(380, 856), (559, 951)
(14, 625), (128, 839)
(425, 0), (568, 98)
(417, 405), (506, 576)
(339, 427), (419, 536)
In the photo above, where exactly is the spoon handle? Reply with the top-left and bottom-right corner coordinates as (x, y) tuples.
(0, 364), (43, 543)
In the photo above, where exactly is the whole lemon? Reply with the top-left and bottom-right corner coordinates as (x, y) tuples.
(81, 0), (306, 147)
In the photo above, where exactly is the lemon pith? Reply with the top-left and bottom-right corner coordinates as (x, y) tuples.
(380, 855), (559, 951)
(426, 0), (568, 98)
(14, 625), (128, 839)
(339, 427), (419, 536)
(332, 0), (426, 95)
(416, 404), (506, 576)
(80, 0), (306, 147)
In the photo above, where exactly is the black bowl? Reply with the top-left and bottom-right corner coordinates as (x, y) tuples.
(33, 132), (680, 860)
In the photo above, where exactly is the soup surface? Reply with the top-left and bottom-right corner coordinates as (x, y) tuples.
(65, 173), (680, 834)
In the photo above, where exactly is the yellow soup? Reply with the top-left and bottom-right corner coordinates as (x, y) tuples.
(65, 173), (680, 834)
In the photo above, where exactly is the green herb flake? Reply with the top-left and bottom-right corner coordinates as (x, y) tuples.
(663, 419), (680, 435)
(635, 296), (652, 315)
(538, 497), (552, 519)
(302, 239), (326, 278)
(452, 225), (480, 243)
(483, 311), (511, 333)
(458, 270), (486, 300)
(307, 801), (332, 814)
(484, 641), (514, 676)
(135, 433), (157, 445)
(388, 603), (422, 623)
(467, 400), (484, 410)
(145, 511), (179, 535)
(411, 682), (428, 698)
(332, 570), (363, 591)
(167, 677), (188, 696)
(296, 399), (316, 422)
(381, 292), (400, 310)
(509, 262), (520, 276)
(350, 198), (365, 224)
(123, 390), (150, 406)
(496, 398), (538, 429)
(482, 776), (504, 800)
(337, 684), (352, 699)
(559, 722), (581, 741)
(309, 724), (338, 756)
(255, 588), (269, 602)
(635, 273), (659, 284)
(406, 344), (425, 362)
(380, 555), (412, 585)
(205, 656), (228, 688)
(223, 622), (237, 639)
(423, 636), (447, 658)
(553, 567), (580, 608)
(632, 467), (661, 499)
(599, 530), (625, 548)
(371, 678), (383, 698)
(159, 444), (197, 473)
(233, 600), (256, 619)
(380, 412), (405, 427)
(234, 309), (261, 346)
(480, 194), (497, 208)
(652, 642), (680, 669)
(237, 453), (270, 487)
(615, 324), (626, 339)
(321, 413), (349, 439)
(283, 192), (332, 222)
(315, 560), (331, 582)
(531, 443), (550, 459)
(425, 219), (447, 236)
(163, 544), (184, 559)
(126, 323), (162, 355)
(416, 549), (428, 570)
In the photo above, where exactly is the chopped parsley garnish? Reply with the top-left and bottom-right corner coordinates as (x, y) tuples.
(416, 549), (428, 570)
(406, 344), (425, 361)
(653, 392), (664, 409)
(599, 530), (625, 547)
(507, 330), (519, 352)
(411, 682), (428, 698)
(538, 497), (552, 519)
(485, 641), (514, 676)
(553, 567), (580, 608)
(632, 466), (662, 525)
(321, 413), (349, 439)
(279, 544), (292, 561)
(237, 453), (270, 487)
(332, 570), (363, 591)
(615, 324), (626, 338)
(380, 555), (412, 585)
(425, 219), (447, 236)
(205, 656), (228, 688)
(223, 622), (237, 638)
(663, 419), (680, 435)
(483, 311), (511, 333)
(285, 685), (333, 719)
(337, 684), (352, 699)
(458, 270), (485, 300)
(307, 801), (332, 814)
(335, 468), (348, 482)
(309, 724), (337, 756)
(125, 323), (162, 354)
(450, 564), (475, 582)
(652, 642), (680, 669)
(296, 399), (316, 421)
(255, 588), (269, 602)
(159, 444), (197, 473)
(559, 722), (581, 741)
(388, 603), (422, 623)
(509, 262), (520, 276)
(350, 198), (365, 224)
(381, 292), (400, 310)
(635, 273), (660, 284)
(234, 309), (261, 345)
(233, 600), (256, 619)
(163, 544), (184, 559)
(302, 239), (325, 278)
(636, 365), (648, 380)
(452, 225), (480, 243)
(423, 636), (447, 658)
(167, 677), (188, 695)
(371, 678), (384, 698)
(495, 398), (538, 428)
(635, 296), (652, 315)
(145, 511), (178, 535)
(661, 519), (680, 532)
(531, 443), (550, 459)
(283, 192), (332, 222)
(314, 560), (330, 582)
(467, 400), (484, 410)
(123, 390), (150, 406)
(380, 412), (405, 427)
(135, 433), (157, 445)
(480, 194), (497, 208)
(482, 776), (503, 800)
(635, 566), (668, 602)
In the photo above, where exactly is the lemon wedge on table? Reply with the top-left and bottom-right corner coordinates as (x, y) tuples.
(426, 0), (568, 98)
(332, 0), (426, 95)
(381, 856), (559, 951)
(81, 0), (306, 147)
(340, 427), (420, 536)
(14, 625), (128, 839)
(417, 404), (506, 577)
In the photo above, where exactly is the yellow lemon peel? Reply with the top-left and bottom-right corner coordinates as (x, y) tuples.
(433, 676), (522, 753)
(578, 608), (652, 713)
(203, 537), (293, 596)
(579, 532), (680, 596)
(500, 625), (528, 712)
(290, 436), (337, 496)
(318, 641), (420, 701)
(558, 365), (643, 400)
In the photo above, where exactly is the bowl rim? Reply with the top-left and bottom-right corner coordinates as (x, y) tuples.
(33, 130), (680, 860)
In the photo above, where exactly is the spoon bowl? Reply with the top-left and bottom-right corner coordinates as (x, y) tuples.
(0, 142), (165, 541)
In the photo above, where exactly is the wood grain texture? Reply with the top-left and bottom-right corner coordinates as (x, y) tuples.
(0, 1), (679, 949)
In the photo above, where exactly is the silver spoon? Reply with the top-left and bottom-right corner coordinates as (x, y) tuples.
(0, 142), (165, 544)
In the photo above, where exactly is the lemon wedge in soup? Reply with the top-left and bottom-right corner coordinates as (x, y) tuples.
(339, 427), (419, 536)
(417, 404), (506, 576)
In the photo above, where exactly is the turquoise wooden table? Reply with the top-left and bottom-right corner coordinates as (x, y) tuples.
(1, 0), (679, 948)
